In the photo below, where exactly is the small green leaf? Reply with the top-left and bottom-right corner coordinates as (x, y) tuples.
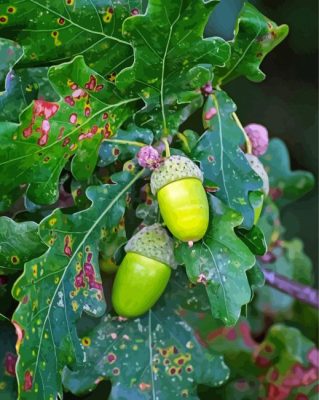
(193, 91), (263, 229)
(0, 56), (138, 206)
(63, 270), (230, 399)
(236, 225), (267, 256)
(175, 195), (255, 326)
(0, 217), (46, 275)
(214, 3), (289, 85)
(246, 263), (265, 294)
(257, 198), (283, 247)
(0, 321), (18, 400)
(261, 138), (315, 207)
(12, 170), (143, 400)
(116, 0), (230, 137)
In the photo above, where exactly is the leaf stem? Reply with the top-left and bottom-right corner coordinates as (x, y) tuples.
(0, 313), (11, 322)
(177, 133), (191, 153)
(262, 267), (319, 309)
(162, 137), (171, 158)
(103, 138), (146, 147)
(232, 112), (252, 154)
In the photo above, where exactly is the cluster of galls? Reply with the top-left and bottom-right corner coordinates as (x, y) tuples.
(102, 123), (269, 318)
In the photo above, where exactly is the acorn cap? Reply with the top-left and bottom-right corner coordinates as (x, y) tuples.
(150, 155), (203, 195)
(246, 154), (269, 195)
(125, 223), (177, 269)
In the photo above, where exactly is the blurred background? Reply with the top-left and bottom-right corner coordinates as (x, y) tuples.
(207, 0), (318, 274)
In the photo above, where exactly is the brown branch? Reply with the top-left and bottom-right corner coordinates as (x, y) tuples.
(262, 267), (319, 309)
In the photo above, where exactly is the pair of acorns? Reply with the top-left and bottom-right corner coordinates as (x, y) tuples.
(111, 155), (209, 318)
(106, 153), (269, 318)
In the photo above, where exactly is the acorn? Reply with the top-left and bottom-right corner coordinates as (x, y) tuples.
(150, 155), (209, 242)
(112, 224), (176, 318)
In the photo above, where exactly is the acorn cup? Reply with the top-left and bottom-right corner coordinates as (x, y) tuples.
(151, 155), (209, 242)
(112, 224), (176, 318)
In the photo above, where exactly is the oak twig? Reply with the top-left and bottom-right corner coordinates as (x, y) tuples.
(262, 267), (319, 309)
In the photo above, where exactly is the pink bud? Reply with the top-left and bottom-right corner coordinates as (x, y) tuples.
(201, 82), (213, 96)
(204, 107), (217, 120)
(260, 251), (276, 264)
(137, 146), (162, 170)
(244, 123), (269, 156)
(197, 274), (207, 285)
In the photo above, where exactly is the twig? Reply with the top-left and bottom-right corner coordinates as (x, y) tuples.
(232, 112), (252, 154)
(262, 267), (319, 309)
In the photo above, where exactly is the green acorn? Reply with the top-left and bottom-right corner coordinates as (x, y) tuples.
(112, 224), (175, 318)
(151, 155), (209, 242)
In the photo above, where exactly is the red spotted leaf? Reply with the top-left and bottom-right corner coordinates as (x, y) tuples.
(12, 170), (143, 400)
(63, 270), (230, 399)
(0, 56), (139, 207)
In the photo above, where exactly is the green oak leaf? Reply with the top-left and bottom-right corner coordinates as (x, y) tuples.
(198, 321), (318, 399)
(0, 0), (142, 77)
(214, 3), (289, 85)
(99, 124), (153, 167)
(261, 138), (315, 208)
(12, 170), (143, 400)
(0, 321), (18, 400)
(257, 198), (283, 247)
(71, 180), (96, 211)
(175, 195), (255, 326)
(246, 263), (265, 295)
(18, 67), (58, 101)
(0, 38), (23, 89)
(0, 69), (38, 122)
(0, 55), (138, 207)
(116, 0), (230, 137)
(99, 216), (126, 270)
(63, 269), (230, 399)
(136, 185), (159, 226)
(193, 90), (263, 229)
(236, 225), (267, 256)
(0, 217), (46, 275)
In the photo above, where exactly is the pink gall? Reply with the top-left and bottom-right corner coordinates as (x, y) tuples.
(244, 123), (269, 156)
